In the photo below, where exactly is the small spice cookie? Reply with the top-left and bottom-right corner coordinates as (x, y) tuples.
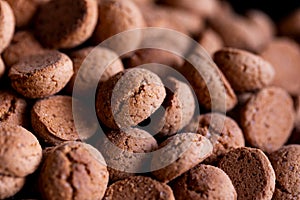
(176, 48), (237, 112)
(269, 145), (300, 200)
(66, 47), (124, 95)
(100, 128), (157, 182)
(39, 141), (109, 200)
(9, 50), (73, 99)
(214, 47), (275, 92)
(31, 95), (97, 145)
(184, 113), (245, 164)
(199, 28), (224, 56)
(0, 122), (42, 177)
(261, 38), (300, 95)
(35, 0), (98, 49)
(241, 87), (294, 153)
(151, 132), (213, 183)
(170, 164), (237, 200)
(103, 176), (175, 200)
(3, 31), (46, 67)
(96, 68), (166, 129)
(0, 175), (25, 199)
(0, 90), (29, 127)
(219, 147), (275, 200)
(0, 0), (15, 54)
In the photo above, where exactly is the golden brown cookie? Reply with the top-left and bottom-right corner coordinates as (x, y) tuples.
(0, 0), (15, 54)
(241, 87), (294, 153)
(66, 46), (124, 95)
(100, 128), (157, 182)
(39, 141), (109, 200)
(9, 50), (73, 99)
(184, 113), (245, 164)
(31, 95), (97, 145)
(219, 147), (275, 200)
(35, 0), (98, 49)
(96, 68), (166, 129)
(93, 0), (145, 54)
(199, 28), (224, 56)
(103, 176), (175, 200)
(151, 132), (213, 183)
(0, 123), (42, 177)
(170, 164), (237, 200)
(2, 31), (46, 67)
(269, 145), (300, 199)
(214, 47), (275, 92)
(0, 175), (25, 199)
(0, 90), (29, 127)
(261, 38), (300, 95)
(176, 48), (237, 112)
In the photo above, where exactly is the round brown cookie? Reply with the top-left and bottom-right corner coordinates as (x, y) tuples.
(39, 141), (109, 200)
(124, 48), (184, 69)
(65, 47), (124, 95)
(279, 9), (300, 41)
(241, 87), (294, 153)
(199, 28), (224, 56)
(151, 132), (213, 183)
(9, 50), (73, 99)
(35, 0), (98, 49)
(5, 0), (40, 27)
(0, 175), (25, 199)
(0, 57), (5, 79)
(2, 31), (46, 67)
(176, 48), (237, 112)
(103, 176), (175, 200)
(0, 0), (15, 54)
(0, 123), (42, 177)
(0, 90), (29, 127)
(219, 147), (275, 200)
(261, 38), (300, 95)
(269, 145), (300, 200)
(96, 68), (166, 129)
(31, 95), (97, 145)
(184, 113), (245, 164)
(100, 128), (157, 182)
(214, 47), (275, 92)
(154, 77), (195, 138)
(92, 0), (145, 54)
(170, 164), (237, 200)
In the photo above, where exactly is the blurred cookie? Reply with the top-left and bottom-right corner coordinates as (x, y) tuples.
(170, 164), (237, 200)
(219, 147), (275, 200)
(0, 0), (15, 54)
(151, 132), (213, 183)
(269, 145), (300, 200)
(241, 87), (294, 153)
(35, 0), (98, 48)
(199, 28), (223, 56)
(279, 9), (300, 41)
(103, 176), (175, 200)
(214, 47), (275, 92)
(9, 51), (73, 99)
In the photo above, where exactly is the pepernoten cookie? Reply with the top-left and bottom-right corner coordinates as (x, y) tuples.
(9, 50), (73, 99)
(151, 132), (213, 183)
(269, 145), (300, 200)
(241, 87), (294, 153)
(214, 47), (275, 92)
(31, 95), (97, 145)
(219, 147), (275, 200)
(199, 28), (224, 56)
(96, 68), (166, 129)
(103, 176), (175, 200)
(0, 90), (29, 127)
(0, 57), (5, 80)
(184, 113), (245, 164)
(99, 128), (158, 182)
(39, 141), (109, 200)
(35, 0), (98, 49)
(0, 0), (15, 54)
(170, 164), (237, 200)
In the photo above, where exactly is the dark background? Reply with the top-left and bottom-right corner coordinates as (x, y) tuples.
(227, 0), (300, 21)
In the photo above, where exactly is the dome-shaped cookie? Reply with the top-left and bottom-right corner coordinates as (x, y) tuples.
(0, 0), (15, 54)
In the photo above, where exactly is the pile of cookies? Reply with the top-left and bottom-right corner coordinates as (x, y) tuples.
(0, 0), (299, 199)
